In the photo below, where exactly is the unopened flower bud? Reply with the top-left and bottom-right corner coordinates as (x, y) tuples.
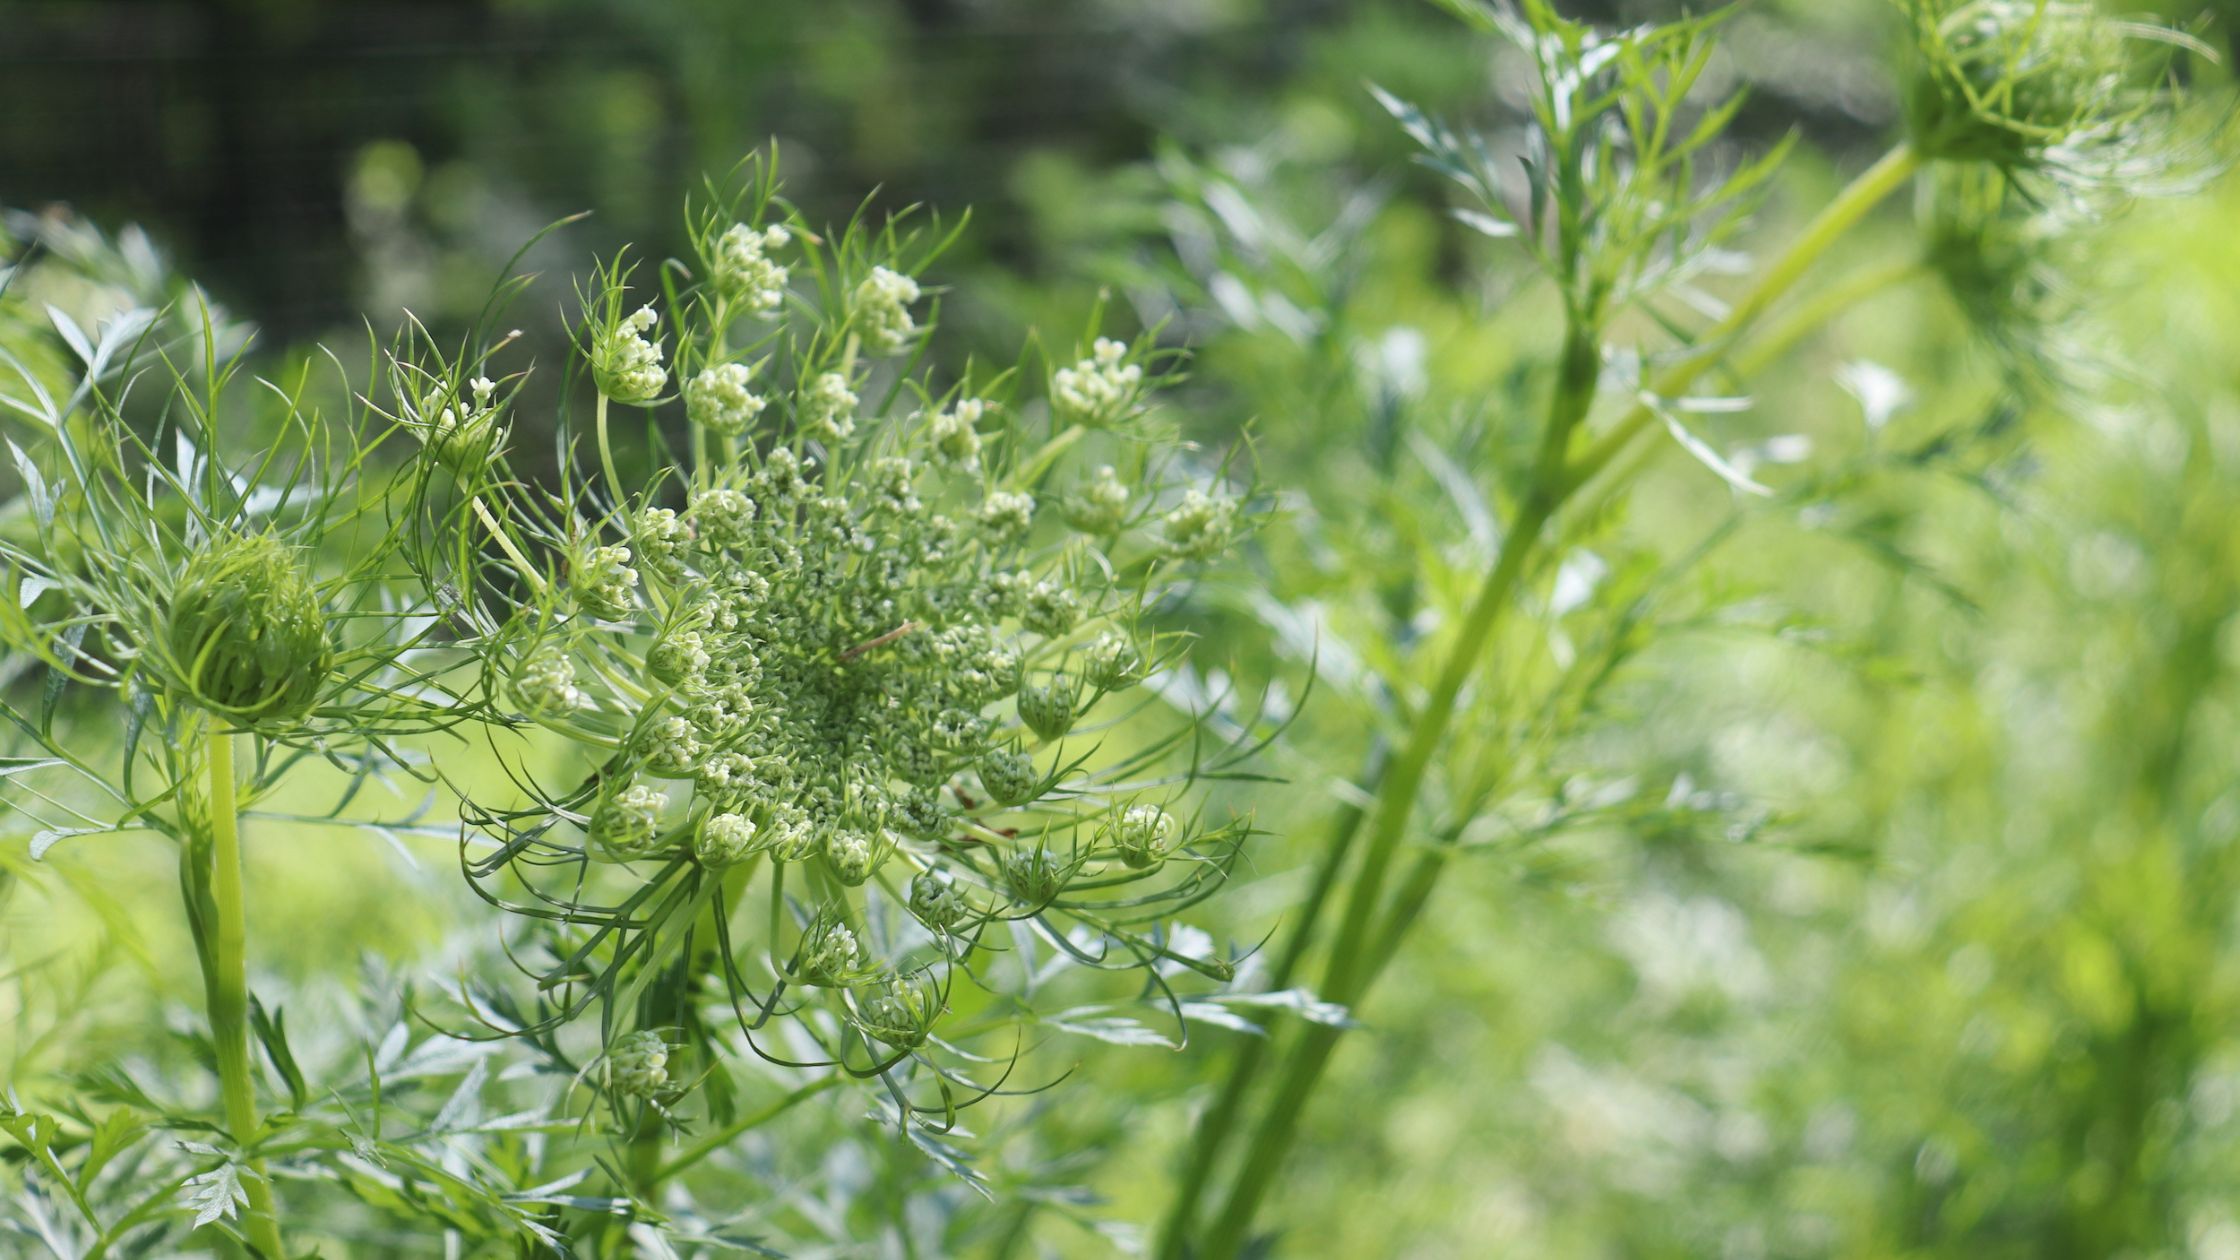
(685, 363), (767, 437)
(1062, 465), (1130, 534)
(695, 811), (758, 868)
(1083, 632), (1146, 691)
(590, 781), (669, 861)
(602, 1030), (669, 1097)
(852, 266), (921, 353)
(1017, 675), (1077, 741)
(592, 305), (667, 404)
(162, 532), (333, 729)
(1105, 803), (1175, 869)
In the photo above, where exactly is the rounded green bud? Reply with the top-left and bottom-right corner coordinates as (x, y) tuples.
(647, 630), (710, 687)
(853, 977), (939, 1049)
(589, 781), (670, 861)
(636, 714), (703, 778)
(423, 375), (504, 470)
(695, 811), (758, 868)
(1020, 580), (1079, 639)
(1062, 465), (1131, 534)
(977, 491), (1035, 544)
(1104, 803), (1176, 869)
(795, 918), (862, 986)
(602, 1030), (670, 1098)
(926, 399), (986, 470)
(634, 508), (693, 583)
(1083, 632), (1147, 691)
(823, 828), (877, 886)
(978, 748), (1039, 807)
(1001, 848), (1067, 908)
(1017, 675), (1077, 741)
(894, 787), (950, 840)
(591, 305), (666, 404)
(908, 870), (968, 932)
(512, 643), (586, 718)
(162, 532), (332, 729)
(685, 363), (768, 437)
(691, 488), (757, 552)
(1901, 1), (2157, 171)
(574, 545), (639, 619)
(1161, 488), (1237, 561)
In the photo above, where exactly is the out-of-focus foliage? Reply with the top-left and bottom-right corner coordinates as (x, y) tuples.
(7, 0), (2240, 1256)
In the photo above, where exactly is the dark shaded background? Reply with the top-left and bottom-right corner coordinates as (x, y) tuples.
(1, 0), (1935, 347)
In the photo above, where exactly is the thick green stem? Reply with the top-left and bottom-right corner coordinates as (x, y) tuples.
(1153, 754), (1385, 1260)
(1181, 142), (1925, 1259)
(202, 731), (286, 1259)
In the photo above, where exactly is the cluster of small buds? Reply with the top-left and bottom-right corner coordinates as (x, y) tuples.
(574, 544), (639, 619)
(1105, 802), (1176, 869)
(1063, 465), (1131, 534)
(908, 870), (968, 932)
(458, 203), (1256, 1104)
(685, 362), (768, 437)
(979, 748), (1039, 806)
(426, 374), (503, 468)
(1017, 674), (1077, 741)
(593, 305), (667, 404)
(926, 398), (987, 470)
(513, 643), (587, 717)
(709, 222), (792, 314)
(852, 266), (922, 353)
(647, 629), (710, 686)
(797, 919), (862, 986)
(695, 811), (758, 867)
(1052, 338), (1144, 427)
(854, 977), (939, 1049)
(1083, 631), (1147, 691)
(799, 371), (859, 440)
(977, 491), (1036, 543)
(1022, 580), (1080, 638)
(690, 488), (757, 551)
(590, 782), (669, 861)
(634, 509), (694, 582)
(602, 1030), (671, 1098)
(1161, 488), (1239, 561)
(823, 829), (876, 885)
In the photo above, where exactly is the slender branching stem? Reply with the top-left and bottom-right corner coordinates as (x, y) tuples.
(470, 494), (546, 595)
(1564, 143), (1923, 496)
(653, 1075), (842, 1182)
(1178, 140), (1926, 1260)
(597, 393), (626, 512)
(201, 729), (286, 1259)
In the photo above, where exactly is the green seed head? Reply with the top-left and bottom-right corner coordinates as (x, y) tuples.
(161, 532), (332, 729)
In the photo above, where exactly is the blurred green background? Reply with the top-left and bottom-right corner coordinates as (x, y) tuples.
(9, 0), (2240, 1255)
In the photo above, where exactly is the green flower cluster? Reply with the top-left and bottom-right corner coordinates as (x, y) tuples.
(438, 168), (1257, 1107)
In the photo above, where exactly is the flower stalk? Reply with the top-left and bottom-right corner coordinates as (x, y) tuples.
(1169, 138), (1928, 1260)
(197, 728), (286, 1259)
